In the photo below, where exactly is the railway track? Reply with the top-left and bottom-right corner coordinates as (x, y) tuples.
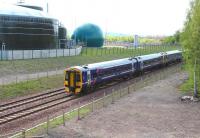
(0, 88), (76, 125)
(0, 63), (181, 127)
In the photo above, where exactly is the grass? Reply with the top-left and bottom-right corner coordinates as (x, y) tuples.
(0, 45), (180, 100)
(0, 45), (180, 77)
(0, 74), (63, 100)
(179, 64), (200, 96)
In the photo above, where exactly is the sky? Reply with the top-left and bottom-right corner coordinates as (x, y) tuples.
(1, 0), (191, 36)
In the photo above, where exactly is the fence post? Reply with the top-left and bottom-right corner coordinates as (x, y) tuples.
(12, 49), (13, 60)
(81, 47), (83, 56)
(40, 50), (42, 58)
(56, 67), (58, 75)
(96, 48), (98, 56)
(27, 74), (29, 83)
(49, 49), (50, 58)
(78, 102), (80, 120)
(47, 116), (49, 135)
(56, 48), (57, 57)
(112, 89), (114, 104)
(15, 76), (18, 84)
(47, 70), (49, 78)
(103, 92), (106, 107)
(37, 71), (39, 80)
(194, 58), (198, 98)
(22, 128), (26, 138)
(91, 97), (94, 112)
(63, 110), (65, 126)
(128, 86), (130, 94)
(32, 49), (33, 59)
(22, 50), (24, 60)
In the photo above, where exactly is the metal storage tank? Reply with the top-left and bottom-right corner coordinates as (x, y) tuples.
(0, 3), (60, 50)
(58, 25), (67, 49)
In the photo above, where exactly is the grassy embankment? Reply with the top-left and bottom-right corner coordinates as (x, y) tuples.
(179, 64), (200, 95)
(0, 45), (180, 100)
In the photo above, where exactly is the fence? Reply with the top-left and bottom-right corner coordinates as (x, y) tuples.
(0, 68), (63, 86)
(104, 41), (174, 47)
(0, 47), (82, 60)
(80, 44), (181, 57)
(0, 45), (181, 61)
(2, 63), (182, 138)
(0, 44), (182, 86)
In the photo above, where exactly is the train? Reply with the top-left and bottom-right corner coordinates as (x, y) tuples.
(64, 50), (182, 94)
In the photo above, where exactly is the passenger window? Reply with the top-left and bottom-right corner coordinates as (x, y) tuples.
(93, 72), (98, 79)
(76, 74), (80, 82)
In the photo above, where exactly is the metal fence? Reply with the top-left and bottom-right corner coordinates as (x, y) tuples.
(0, 44), (182, 86)
(0, 68), (63, 86)
(80, 44), (181, 56)
(3, 63), (182, 138)
(0, 47), (82, 60)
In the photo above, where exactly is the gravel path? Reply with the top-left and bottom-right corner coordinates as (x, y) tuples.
(46, 72), (200, 138)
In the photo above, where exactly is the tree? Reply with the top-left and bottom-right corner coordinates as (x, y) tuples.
(181, 0), (200, 95)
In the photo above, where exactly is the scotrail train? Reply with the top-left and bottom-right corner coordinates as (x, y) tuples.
(64, 50), (182, 94)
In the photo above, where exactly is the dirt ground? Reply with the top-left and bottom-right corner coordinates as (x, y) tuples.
(46, 72), (200, 138)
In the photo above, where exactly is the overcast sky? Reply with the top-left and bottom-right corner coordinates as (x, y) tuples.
(1, 0), (191, 36)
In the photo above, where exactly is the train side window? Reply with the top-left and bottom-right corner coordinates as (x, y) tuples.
(93, 72), (98, 79)
(82, 72), (87, 82)
(76, 74), (80, 82)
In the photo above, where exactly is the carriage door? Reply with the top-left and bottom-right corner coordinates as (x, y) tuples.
(87, 70), (91, 86)
(69, 71), (76, 92)
(132, 62), (134, 72)
(140, 60), (144, 71)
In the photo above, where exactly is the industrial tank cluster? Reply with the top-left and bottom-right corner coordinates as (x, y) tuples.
(0, 3), (67, 50)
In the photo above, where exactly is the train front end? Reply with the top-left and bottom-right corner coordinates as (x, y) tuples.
(64, 67), (82, 94)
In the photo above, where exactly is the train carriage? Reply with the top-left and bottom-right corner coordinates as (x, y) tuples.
(64, 58), (138, 94)
(64, 50), (182, 95)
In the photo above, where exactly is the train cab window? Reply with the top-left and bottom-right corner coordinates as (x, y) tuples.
(65, 73), (69, 80)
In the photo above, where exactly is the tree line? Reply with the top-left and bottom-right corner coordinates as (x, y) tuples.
(181, 0), (200, 96)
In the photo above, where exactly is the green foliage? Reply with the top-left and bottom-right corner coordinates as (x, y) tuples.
(139, 38), (161, 44)
(181, 0), (200, 95)
(161, 31), (181, 44)
(105, 35), (162, 44)
(105, 35), (134, 42)
(71, 23), (104, 47)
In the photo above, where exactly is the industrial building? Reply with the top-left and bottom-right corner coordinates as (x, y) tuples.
(0, 3), (67, 50)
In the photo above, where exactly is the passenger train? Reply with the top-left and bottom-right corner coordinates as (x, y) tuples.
(64, 50), (182, 94)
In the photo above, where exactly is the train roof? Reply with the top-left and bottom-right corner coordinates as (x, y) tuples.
(66, 50), (182, 72)
(0, 3), (54, 19)
(136, 53), (161, 61)
(80, 58), (136, 70)
(165, 50), (182, 55)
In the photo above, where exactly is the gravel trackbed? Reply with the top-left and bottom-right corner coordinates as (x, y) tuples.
(45, 72), (200, 138)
